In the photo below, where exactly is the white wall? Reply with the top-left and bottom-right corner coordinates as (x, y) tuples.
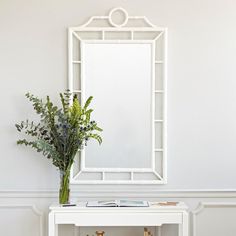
(1, 0), (236, 191)
(1, 0), (236, 235)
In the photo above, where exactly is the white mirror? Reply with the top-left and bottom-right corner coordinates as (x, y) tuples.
(68, 8), (167, 184)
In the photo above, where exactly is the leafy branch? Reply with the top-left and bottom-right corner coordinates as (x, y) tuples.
(16, 91), (102, 172)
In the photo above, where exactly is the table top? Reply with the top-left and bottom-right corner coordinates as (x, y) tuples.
(49, 201), (188, 212)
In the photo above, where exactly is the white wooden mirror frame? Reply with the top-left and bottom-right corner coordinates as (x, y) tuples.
(68, 8), (167, 184)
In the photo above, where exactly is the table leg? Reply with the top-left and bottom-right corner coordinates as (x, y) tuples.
(48, 212), (58, 236)
(179, 212), (189, 236)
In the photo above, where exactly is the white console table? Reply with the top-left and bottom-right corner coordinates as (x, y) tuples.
(48, 202), (189, 236)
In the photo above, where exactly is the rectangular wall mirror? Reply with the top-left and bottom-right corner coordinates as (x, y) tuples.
(83, 42), (152, 169)
(68, 8), (167, 184)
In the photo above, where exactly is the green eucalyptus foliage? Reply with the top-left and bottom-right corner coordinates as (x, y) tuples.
(15, 91), (102, 172)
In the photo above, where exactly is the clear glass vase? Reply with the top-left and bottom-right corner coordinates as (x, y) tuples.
(59, 169), (70, 204)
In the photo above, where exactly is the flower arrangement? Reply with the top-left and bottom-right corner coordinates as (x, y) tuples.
(15, 91), (102, 203)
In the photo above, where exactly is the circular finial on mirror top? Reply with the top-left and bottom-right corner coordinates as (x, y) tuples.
(108, 7), (128, 27)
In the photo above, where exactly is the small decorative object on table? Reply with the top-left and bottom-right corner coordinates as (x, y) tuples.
(95, 231), (105, 236)
(144, 227), (148, 236)
(144, 227), (153, 236)
(15, 91), (102, 204)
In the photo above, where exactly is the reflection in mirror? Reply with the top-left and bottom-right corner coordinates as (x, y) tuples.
(82, 43), (153, 168)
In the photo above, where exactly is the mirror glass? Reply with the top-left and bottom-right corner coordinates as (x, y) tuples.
(82, 42), (153, 168)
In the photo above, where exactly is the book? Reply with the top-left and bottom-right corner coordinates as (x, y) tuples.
(151, 201), (178, 206)
(86, 200), (149, 207)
